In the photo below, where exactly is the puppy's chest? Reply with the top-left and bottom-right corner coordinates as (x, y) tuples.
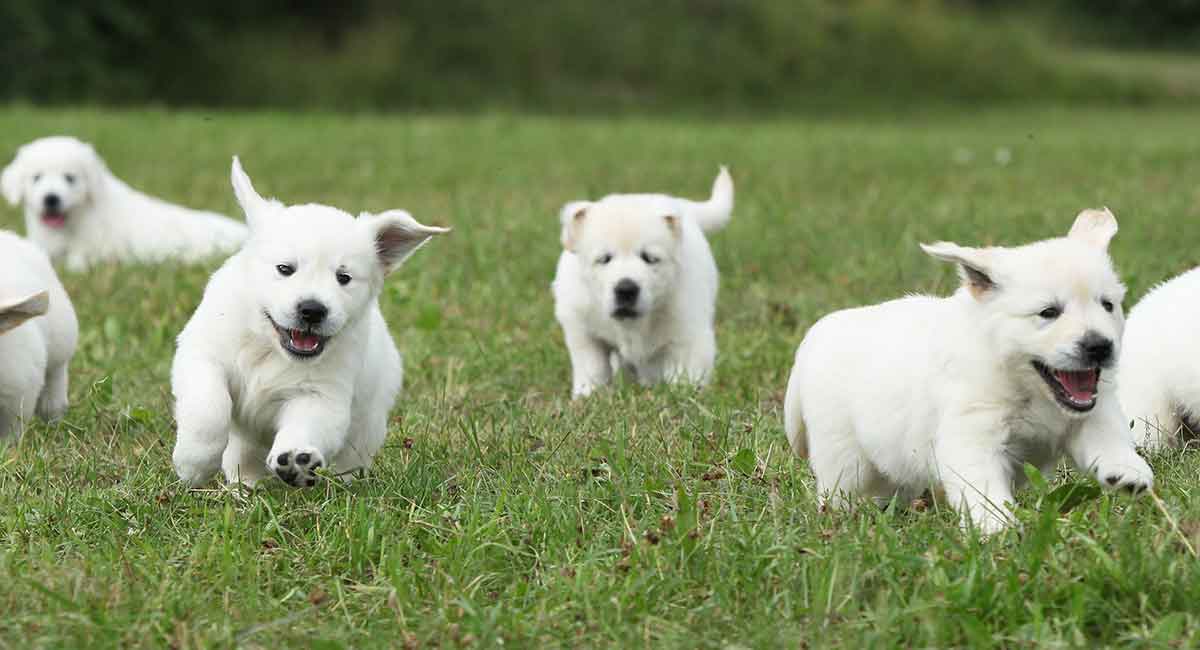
(1000, 409), (1071, 471)
(227, 349), (335, 439)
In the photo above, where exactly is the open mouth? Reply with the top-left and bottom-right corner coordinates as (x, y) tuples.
(1032, 361), (1099, 413)
(41, 210), (67, 228)
(612, 307), (640, 320)
(266, 314), (328, 358)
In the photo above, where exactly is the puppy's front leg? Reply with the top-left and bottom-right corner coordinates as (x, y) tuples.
(1069, 398), (1153, 494)
(934, 415), (1014, 535)
(662, 329), (716, 387)
(172, 356), (232, 486)
(563, 326), (611, 399)
(266, 395), (350, 487)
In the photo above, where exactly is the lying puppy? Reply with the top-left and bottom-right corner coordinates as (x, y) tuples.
(552, 167), (733, 398)
(2, 136), (247, 271)
(784, 209), (1152, 533)
(1119, 266), (1200, 449)
(171, 158), (448, 487)
(0, 230), (78, 440)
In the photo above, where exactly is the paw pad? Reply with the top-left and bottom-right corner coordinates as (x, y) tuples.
(268, 447), (325, 487)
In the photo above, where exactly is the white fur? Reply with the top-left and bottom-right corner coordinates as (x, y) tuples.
(2, 136), (247, 271)
(170, 157), (448, 487)
(552, 167), (733, 398)
(1119, 267), (1200, 449)
(784, 208), (1152, 533)
(0, 230), (78, 440)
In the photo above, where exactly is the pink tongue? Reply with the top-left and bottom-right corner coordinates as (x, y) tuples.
(290, 331), (320, 351)
(1054, 369), (1098, 401)
(42, 213), (66, 228)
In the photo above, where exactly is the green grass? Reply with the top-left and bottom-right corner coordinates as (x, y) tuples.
(3, 106), (1200, 647)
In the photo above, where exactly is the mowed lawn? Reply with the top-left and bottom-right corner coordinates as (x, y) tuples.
(3, 106), (1200, 648)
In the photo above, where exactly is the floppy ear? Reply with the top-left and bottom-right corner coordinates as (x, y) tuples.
(230, 156), (277, 230)
(663, 214), (680, 237)
(559, 201), (592, 251)
(921, 241), (998, 298)
(1, 149), (25, 206)
(362, 209), (450, 273)
(1067, 207), (1118, 250)
(0, 291), (48, 335)
(75, 141), (109, 203)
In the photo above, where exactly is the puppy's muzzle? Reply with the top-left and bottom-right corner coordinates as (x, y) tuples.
(612, 279), (640, 319)
(297, 299), (328, 325)
(1078, 331), (1114, 368)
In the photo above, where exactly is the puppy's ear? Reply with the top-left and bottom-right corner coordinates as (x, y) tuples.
(1, 149), (25, 206)
(362, 210), (450, 273)
(0, 291), (48, 335)
(921, 242), (997, 298)
(230, 156), (276, 230)
(560, 201), (591, 252)
(75, 141), (109, 204)
(663, 214), (680, 237)
(1067, 207), (1118, 250)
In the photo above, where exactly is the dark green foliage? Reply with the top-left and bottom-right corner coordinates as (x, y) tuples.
(0, 0), (1178, 111)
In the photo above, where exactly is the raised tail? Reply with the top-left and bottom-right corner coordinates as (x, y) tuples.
(684, 166), (734, 233)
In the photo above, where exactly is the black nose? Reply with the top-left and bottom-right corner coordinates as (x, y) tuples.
(43, 194), (61, 210)
(297, 300), (328, 325)
(614, 279), (639, 306)
(1079, 332), (1114, 366)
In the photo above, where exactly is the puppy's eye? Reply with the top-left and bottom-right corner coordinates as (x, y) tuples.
(64, 174), (76, 185)
(641, 252), (660, 265)
(1101, 299), (1114, 313)
(1038, 306), (1062, 320)
(595, 253), (613, 266)
(336, 271), (352, 286)
(276, 264), (295, 277)
(32, 173), (41, 183)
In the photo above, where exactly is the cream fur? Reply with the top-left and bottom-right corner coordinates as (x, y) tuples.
(2, 136), (247, 271)
(784, 208), (1152, 533)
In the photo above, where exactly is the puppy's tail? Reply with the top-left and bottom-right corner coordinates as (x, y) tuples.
(685, 166), (734, 233)
(783, 342), (809, 459)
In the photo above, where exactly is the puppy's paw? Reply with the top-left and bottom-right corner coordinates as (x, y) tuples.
(173, 447), (222, 487)
(268, 446), (325, 487)
(1093, 454), (1154, 496)
(35, 393), (68, 422)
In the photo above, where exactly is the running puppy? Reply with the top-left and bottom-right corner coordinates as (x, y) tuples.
(552, 167), (733, 398)
(784, 209), (1152, 533)
(171, 158), (448, 487)
(0, 230), (78, 440)
(1119, 265), (1200, 449)
(2, 136), (247, 270)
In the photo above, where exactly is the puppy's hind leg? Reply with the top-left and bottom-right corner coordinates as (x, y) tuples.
(1120, 369), (1177, 450)
(36, 361), (69, 422)
(222, 430), (269, 487)
(808, 430), (887, 511)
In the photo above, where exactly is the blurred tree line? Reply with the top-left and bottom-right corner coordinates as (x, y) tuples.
(1, 0), (1195, 110)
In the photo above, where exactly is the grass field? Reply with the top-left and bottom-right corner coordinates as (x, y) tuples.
(3, 106), (1200, 648)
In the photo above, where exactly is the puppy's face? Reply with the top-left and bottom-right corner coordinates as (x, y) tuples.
(2, 136), (104, 230)
(230, 157), (449, 361)
(562, 199), (681, 322)
(925, 209), (1125, 418)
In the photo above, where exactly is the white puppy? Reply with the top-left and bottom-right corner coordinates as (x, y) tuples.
(784, 209), (1152, 533)
(2, 136), (247, 271)
(171, 158), (448, 487)
(1119, 267), (1200, 449)
(0, 230), (78, 440)
(552, 167), (733, 398)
